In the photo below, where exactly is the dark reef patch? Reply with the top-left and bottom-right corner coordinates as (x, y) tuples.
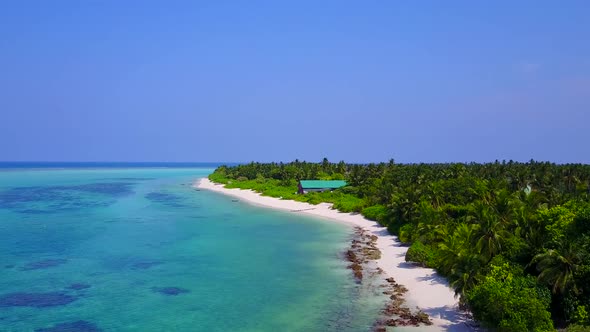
(145, 192), (185, 207)
(152, 287), (190, 296)
(67, 283), (91, 290)
(35, 320), (102, 332)
(0, 182), (135, 214)
(102, 256), (163, 271)
(0, 292), (77, 308)
(105, 177), (154, 181)
(21, 259), (67, 271)
(131, 260), (162, 270)
(65, 183), (135, 196)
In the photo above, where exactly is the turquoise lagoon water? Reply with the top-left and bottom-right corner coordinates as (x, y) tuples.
(0, 166), (384, 331)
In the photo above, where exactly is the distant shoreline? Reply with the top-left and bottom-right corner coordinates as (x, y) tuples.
(0, 161), (229, 169)
(195, 177), (475, 331)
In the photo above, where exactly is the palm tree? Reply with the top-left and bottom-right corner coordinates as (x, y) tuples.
(469, 201), (510, 260)
(448, 254), (481, 297)
(438, 223), (482, 296)
(512, 204), (546, 254)
(492, 189), (515, 223)
(414, 200), (447, 243)
(530, 243), (581, 294)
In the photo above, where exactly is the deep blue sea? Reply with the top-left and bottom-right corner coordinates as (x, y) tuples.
(0, 164), (383, 331)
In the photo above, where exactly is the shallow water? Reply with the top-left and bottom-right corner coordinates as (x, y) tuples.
(0, 167), (383, 331)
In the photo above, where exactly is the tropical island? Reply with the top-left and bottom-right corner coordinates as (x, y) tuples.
(200, 159), (590, 332)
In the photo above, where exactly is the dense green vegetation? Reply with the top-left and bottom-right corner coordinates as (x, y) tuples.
(209, 159), (590, 331)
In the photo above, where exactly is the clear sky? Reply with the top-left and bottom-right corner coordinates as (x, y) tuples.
(1, 1), (588, 163)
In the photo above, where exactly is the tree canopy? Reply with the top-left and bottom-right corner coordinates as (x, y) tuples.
(210, 159), (590, 331)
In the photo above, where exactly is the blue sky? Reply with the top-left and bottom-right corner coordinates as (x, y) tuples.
(1, 1), (588, 163)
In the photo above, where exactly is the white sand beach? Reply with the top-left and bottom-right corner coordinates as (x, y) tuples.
(196, 178), (475, 331)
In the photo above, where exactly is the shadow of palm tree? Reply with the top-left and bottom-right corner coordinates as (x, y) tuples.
(422, 305), (479, 331)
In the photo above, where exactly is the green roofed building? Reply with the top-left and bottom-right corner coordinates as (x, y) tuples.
(298, 180), (347, 194)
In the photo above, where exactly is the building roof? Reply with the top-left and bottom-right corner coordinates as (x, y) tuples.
(299, 180), (347, 189)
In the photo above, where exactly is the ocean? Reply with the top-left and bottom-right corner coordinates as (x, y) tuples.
(0, 164), (383, 331)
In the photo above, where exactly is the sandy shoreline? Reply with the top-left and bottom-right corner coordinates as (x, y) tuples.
(195, 178), (474, 331)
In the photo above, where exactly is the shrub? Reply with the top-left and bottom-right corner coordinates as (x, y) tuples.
(572, 305), (590, 326)
(340, 185), (359, 195)
(330, 173), (345, 180)
(398, 223), (415, 244)
(332, 195), (366, 212)
(386, 220), (404, 235)
(405, 241), (436, 267)
(208, 172), (230, 184)
(466, 263), (553, 332)
(566, 325), (590, 332)
(361, 205), (388, 225)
